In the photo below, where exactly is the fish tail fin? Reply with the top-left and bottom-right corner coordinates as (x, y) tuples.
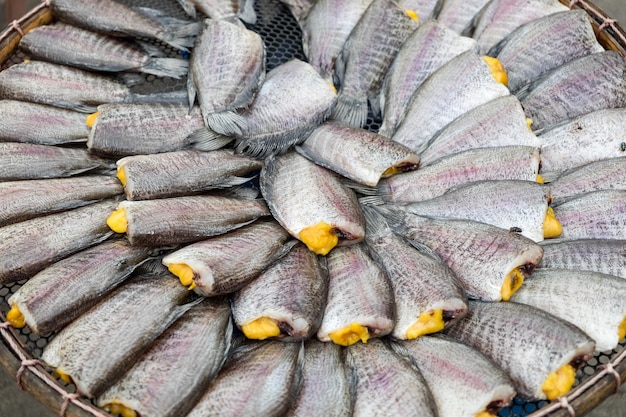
(134, 6), (200, 50)
(341, 179), (377, 196)
(188, 128), (235, 151)
(238, 0), (257, 24)
(331, 94), (368, 128)
(204, 111), (246, 136)
(142, 58), (189, 79)
(175, 0), (197, 18)
(361, 204), (393, 237)
(377, 122), (394, 138)
(358, 195), (385, 206)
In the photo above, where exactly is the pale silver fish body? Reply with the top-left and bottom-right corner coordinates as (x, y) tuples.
(233, 242), (328, 341)
(347, 339), (438, 417)
(435, 0), (491, 34)
(261, 152), (365, 250)
(538, 109), (626, 179)
(331, 0), (419, 128)
(8, 239), (154, 335)
(391, 50), (510, 153)
(0, 61), (130, 113)
(511, 268), (626, 352)
(234, 59), (337, 158)
(379, 20), (478, 137)
(377, 146), (540, 203)
(471, 0), (569, 54)
(117, 195), (270, 246)
(553, 190), (626, 240)
(301, 0), (374, 82)
(392, 336), (516, 417)
(380, 208), (544, 301)
(0, 100), (89, 145)
(419, 95), (541, 165)
(41, 274), (195, 398)
(0, 199), (117, 284)
(363, 208), (467, 339)
(188, 19), (265, 135)
(176, 0), (257, 23)
(549, 157), (626, 202)
(96, 298), (233, 417)
(186, 341), (304, 417)
(398, 179), (551, 242)
(296, 122), (420, 187)
(162, 220), (294, 296)
(117, 149), (263, 200)
(87, 103), (208, 157)
(317, 244), (395, 343)
(539, 239), (626, 279)
(492, 10), (604, 92)
(0, 176), (122, 227)
(19, 23), (189, 79)
(517, 51), (626, 131)
(0, 142), (113, 181)
(285, 340), (353, 417)
(444, 300), (595, 400)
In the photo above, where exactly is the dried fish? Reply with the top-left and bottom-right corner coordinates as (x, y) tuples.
(539, 239), (626, 279)
(548, 157), (626, 202)
(176, 0), (256, 23)
(435, 0), (491, 34)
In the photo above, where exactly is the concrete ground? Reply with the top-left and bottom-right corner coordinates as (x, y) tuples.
(1, 0), (626, 416)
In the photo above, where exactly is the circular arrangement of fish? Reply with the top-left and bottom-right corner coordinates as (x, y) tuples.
(0, 0), (625, 416)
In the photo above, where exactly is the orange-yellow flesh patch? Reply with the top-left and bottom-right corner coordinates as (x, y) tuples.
(536, 174), (545, 184)
(116, 166), (127, 187)
(476, 412), (496, 417)
(482, 56), (508, 86)
(382, 166), (400, 177)
(298, 221), (339, 256)
(404, 9), (419, 22)
(329, 323), (370, 346)
(526, 118), (533, 130)
(86, 111), (99, 128)
(54, 369), (72, 384)
(543, 207), (562, 239)
(167, 263), (197, 291)
(327, 82), (337, 94)
(106, 208), (128, 234)
(406, 310), (445, 339)
(105, 402), (138, 417)
(6, 304), (25, 328)
(241, 317), (281, 340)
(618, 316), (626, 341)
(501, 268), (524, 301)
(542, 364), (576, 400)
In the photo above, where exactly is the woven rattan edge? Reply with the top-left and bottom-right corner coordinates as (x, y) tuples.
(0, 5), (53, 66)
(562, 0), (626, 55)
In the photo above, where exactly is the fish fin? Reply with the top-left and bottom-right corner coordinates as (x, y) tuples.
(340, 179), (378, 196)
(175, 0), (197, 18)
(68, 103), (99, 113)
(118, 72), (146, 87)
(376, 123), (394, 138)
(234, 135), (303, 159)
(405, 238), (443, 261)
(187, 70), (197, 111)
(331, 94), (368, 128)
(134, 40), (166, 57)
(361, 204), (393, 238)
(127, 90), (189, 105)
(514, 82), (532, 101)
(134, 7), (201, 50)
(188, 128), (235, 151)
(218, 185), (260, 200)
(219, 175), (258, 188)
(141, 58), (189, 79)
(358, 195), (385, 206)
(204, 111), (246, 136)
(368, 91), (382, 119)
(370, 204), (407, 230)
(238, 0), (257, 24)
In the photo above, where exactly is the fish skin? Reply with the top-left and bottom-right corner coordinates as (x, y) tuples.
(161, 220), (294, 296)
(378, 20), (478, 137)
(233, 59), (337, 158)
(41, 273), (195, 398)
(188, 19), (265, 136)
(419, 95), (541, 165)
(301, 0), (374, 82)
(552, 190), (626, 240)
(0, 100), (89, 145)
(391, 50), (510, 153)
(7, 239), (155, 335)
(376, 206), (544, 301)
(363, 207), (467, 339)
(0, 199), (118, 285)
(186, 340), (304, 417)
(491, 10), (604, 92)
(393, 179), (551, 242)
(317, 244), (395, 343)
(444, 300), (595, 400)
(176, 0), (257, 23)
(347, 338), (438, 417)
(117, 149), (263, 201)
(49, 0), (200, 51)
(392, 336), (516, 417)
(260, 152), (365, 251)
(331, 0), (419, 128)
(279, 0), (317, 23)
(435, 0), (492, 34)
(296, 121), (420, 187)
(376, 146), (540, 203)
(96, 298), (233, 417)
(470, 0), (569, 54)
(511, 268), (626, 352)
(397, 0), (443, 21)
(285, 340), (353, 417)
(0, 142), (113, 181)
(538, 239), (626, 279)
(87, 103), (209, 157)
(232, 242), (328, 341)
(118, 195), (270, 246)
(548, 157), (626, 202)
(517, 51), (626, 131)
(537, 109), (626, 180)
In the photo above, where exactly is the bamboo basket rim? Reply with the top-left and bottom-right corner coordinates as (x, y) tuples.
(0, 1), (625, 417)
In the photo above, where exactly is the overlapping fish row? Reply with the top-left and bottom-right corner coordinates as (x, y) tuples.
(1, 0), (626, 416)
